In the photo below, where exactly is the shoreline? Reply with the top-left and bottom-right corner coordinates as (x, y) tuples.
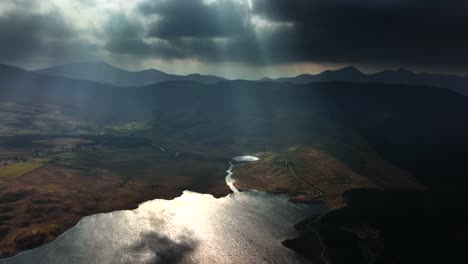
(2, 154), (334, 260)
(2, 157), (324, 263)
(2, 155), (285, 259)
(0, 186), (230, 259)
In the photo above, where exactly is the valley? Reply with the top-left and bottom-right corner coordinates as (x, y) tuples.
(1, 64), (468, 261)
(2, 1), (467, 262)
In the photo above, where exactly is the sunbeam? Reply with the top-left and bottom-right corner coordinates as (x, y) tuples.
(0, 1), (467, 263)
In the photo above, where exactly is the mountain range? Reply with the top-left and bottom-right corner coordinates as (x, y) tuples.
(32, 62), (468, 95)
(2, 62), (468, 188)
(34, 61), (226, 87)
(2, 62), (468, 261)
(266, 66), (468, 95)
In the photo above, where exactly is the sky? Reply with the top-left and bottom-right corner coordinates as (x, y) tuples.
(1, 0), (467, 79)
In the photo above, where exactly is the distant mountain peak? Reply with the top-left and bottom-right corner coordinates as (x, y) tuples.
(259, 77), (273, 81)
(295, 74), (313, 78)
(83, 60), (107, 65)
(139, 68), (166, 74)
(40, 61), (123, 72)
(0, 64), (31, 75)
(318, 66), (364, 79)
(341, 65), (360, 71)
(396, 68), (416, 75)
(33, 61), (226, 86)
(320, 66), (362, 75)
(65, 61), (111, 67)
(336, 66), (363, 74)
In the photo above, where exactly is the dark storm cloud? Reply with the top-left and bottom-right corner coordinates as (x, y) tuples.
(103, 13), (152, 55)
(0, 6), (98, 65)
(129, 0), (254, 62)
(140, 0), (250, 38)
(124, 0), (468, 68)
(2, 0), (468, 72)
(102, 11), (222, 60)
(250, 0), (468, 66)
(0, 10), (69, 59)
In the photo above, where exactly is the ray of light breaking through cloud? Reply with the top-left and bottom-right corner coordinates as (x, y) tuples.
(1, 0), (468, 78)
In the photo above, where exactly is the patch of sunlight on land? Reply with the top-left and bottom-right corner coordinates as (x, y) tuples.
(55, 151), (104, 161)
(264, 153), (279, 161)
(0, 159), (46, 180)
(55, 152), (79, 159)
(287, 146), (299, 152)
(100, 121), (152, 135)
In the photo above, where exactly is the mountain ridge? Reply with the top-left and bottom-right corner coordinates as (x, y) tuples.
(266, 66), (468, 95)
(31, 62), (468, 94)
(34, 61), (226, 87)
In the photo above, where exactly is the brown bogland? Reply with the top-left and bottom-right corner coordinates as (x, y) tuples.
(0, 139), (426, 259)
(233, 146), (424, 207)
(0, 140), (230, 257)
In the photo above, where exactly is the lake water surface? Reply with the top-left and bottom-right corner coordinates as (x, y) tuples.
(1, 156), (322, 264)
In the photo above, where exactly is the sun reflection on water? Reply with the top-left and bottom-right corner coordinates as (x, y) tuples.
(1, 157), (323, 264)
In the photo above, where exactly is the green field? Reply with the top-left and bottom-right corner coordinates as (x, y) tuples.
(0, 159), (46, 179)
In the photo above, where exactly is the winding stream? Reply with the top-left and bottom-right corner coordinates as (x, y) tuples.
(1, 156), (323, 264)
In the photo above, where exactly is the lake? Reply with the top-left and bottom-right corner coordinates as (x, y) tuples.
(1, 157), (323, 264)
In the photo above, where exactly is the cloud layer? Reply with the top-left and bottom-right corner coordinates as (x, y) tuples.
(1, 0), (467, 77)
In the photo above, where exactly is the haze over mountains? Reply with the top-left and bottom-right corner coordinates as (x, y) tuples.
(34, 61), (226, 87)
(32, 62), (468, 95)
(2, 62), (468, 188)
(3, 62), (468, 188)
(267, 66), (468, 95)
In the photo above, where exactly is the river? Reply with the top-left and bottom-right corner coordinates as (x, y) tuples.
(1, 156), (323, 264)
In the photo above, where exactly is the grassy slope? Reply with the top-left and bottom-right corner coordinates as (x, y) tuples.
(0, 159), (45, 180)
